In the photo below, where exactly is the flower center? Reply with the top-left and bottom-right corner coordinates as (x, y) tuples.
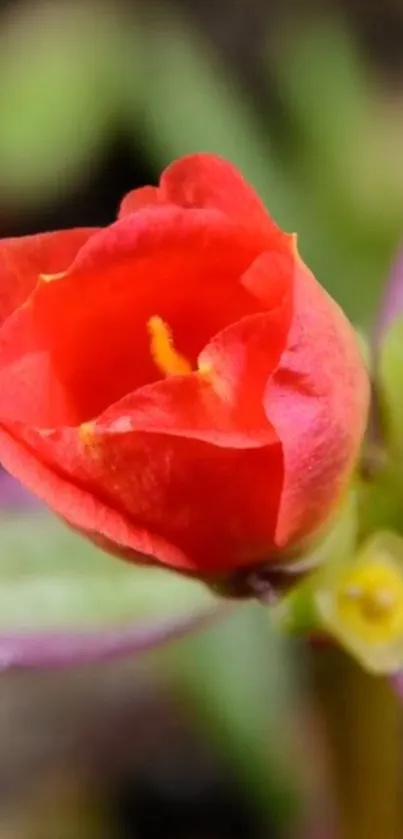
(343, 585), (397, 622)
(336, 559), (403, 643)
(148, 316), (193, 377)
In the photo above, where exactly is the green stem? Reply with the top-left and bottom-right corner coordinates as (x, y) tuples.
(308, 645), (403, 839)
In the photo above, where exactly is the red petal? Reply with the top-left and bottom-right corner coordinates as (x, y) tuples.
(0, 228), (97, 328)
(0, 418), (283, 574)
(118, 185), (160, 218)
(160, 154), (280, 238)
(0, 208), (265, 427)
(159, 154), (283, 245)
(265, 257), (370, 548)
(119, 154), (289, 248)
(0, 249), (292, 573)
(97, 249), (292, 446)
(98, 323), (284, 449)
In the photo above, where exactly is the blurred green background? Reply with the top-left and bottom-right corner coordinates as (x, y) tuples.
(0, 0), (401, 836)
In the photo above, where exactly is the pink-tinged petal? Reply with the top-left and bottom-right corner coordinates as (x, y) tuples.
(0, 228), (97, 327)
(266, 257), (370, 548)
(118, 185), (160, 218)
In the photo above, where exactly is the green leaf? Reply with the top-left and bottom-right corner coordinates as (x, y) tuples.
(0, 512), (217, 632)
(0, 2), (124, 205)
(128, 18), (296, 227)
(270, 21), (403, 241)
(266, 21), (398, 323)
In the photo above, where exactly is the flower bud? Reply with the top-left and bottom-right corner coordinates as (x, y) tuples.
(0, 154), (369, 577)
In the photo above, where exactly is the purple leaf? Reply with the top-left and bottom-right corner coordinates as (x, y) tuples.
(0, 605), (231, 670)
(0, 470), (38, 510)
(373, 246), (403, 352)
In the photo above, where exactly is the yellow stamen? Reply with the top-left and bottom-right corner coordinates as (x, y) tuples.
(148, 316), (192, 377)
(79, 421), (95, 444)
(335, 560), (403, 644)
(79, 422), (99, 454)
(40, 271), (65, 283)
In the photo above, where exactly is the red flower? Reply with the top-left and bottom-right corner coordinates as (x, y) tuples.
(0, 155), (368, 576)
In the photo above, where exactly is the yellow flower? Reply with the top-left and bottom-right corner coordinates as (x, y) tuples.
(315, 532), (403, 673)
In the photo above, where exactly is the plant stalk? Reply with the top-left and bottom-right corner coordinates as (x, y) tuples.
(308, 645), (403, 839)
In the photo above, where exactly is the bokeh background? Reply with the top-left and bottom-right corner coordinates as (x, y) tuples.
(0, 0), (401, 835)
